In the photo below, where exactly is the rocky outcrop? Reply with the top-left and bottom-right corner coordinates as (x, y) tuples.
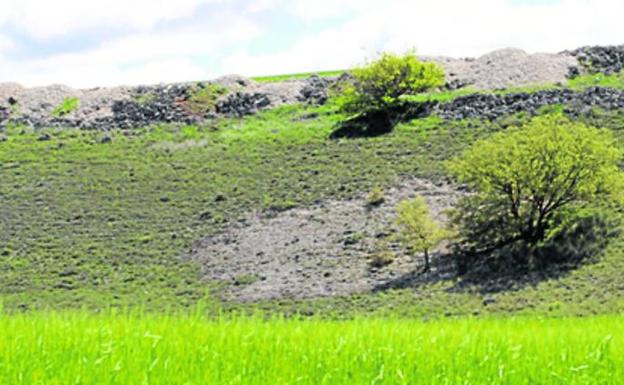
(0, 106), (8, 126)
(1, 44), (624, 132)
(567, 45), (624, 75)
(110, 84), (196, 129)
(298, 74), (331, 104)
(0, 75), (334, 131)
(216, 92), (272, 117)
(433, 87), (624, 121)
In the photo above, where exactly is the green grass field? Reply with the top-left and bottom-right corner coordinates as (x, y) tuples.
(0, 312), (622, 384)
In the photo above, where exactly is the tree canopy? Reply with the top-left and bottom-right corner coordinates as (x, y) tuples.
(338, 51), (445, 116)
(396, 196), (449, 271)
(447, 114), (624, 266)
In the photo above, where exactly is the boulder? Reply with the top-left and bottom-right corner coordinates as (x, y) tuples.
(216, 92), (271, 117)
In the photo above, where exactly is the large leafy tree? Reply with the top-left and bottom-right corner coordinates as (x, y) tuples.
(447, 114), (624, 267)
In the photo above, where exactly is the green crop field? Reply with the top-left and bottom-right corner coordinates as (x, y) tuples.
(0, 312), (621, 385)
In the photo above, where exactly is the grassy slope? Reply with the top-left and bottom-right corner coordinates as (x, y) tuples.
(251, 70), (345, 83)
(1, 312), (622, 384)
(1, 101), (624, 317)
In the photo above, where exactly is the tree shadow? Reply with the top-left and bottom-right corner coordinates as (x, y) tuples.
(372, 250), (457, 292)
(373, 213), (619, 295)
(329, 102), (435, 139)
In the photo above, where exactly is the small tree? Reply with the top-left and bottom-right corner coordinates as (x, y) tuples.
(447, 114), (624, 268)
(338, 51), (444, 126)
(396, 196), (448, 272)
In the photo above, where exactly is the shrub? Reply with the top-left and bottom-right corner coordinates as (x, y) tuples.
(369, 251), (396, 268)
(185, 83), (228, 115)
(338, 51), (445, 119)
(447, 114), (624, 269)
(396, 195), (449, 272)
(52, 97), (80, 117)
(366, 186), (385, 207)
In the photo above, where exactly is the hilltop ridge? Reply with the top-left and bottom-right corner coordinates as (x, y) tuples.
(1, 45), (623, 132)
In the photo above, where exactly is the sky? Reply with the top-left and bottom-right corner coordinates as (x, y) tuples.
(0, 0), (621, 88)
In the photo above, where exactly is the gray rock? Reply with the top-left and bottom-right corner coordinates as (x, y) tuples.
(567, 45), (624, 75)
(216, 92), (271, 117)
(433, 86), (624, 121)
(298, 74), (331, 104)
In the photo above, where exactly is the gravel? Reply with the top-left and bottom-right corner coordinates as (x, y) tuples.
(425, 48), (579, 90)
(189, 178), (462, 301)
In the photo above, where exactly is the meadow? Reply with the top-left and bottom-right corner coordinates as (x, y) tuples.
(0, 312), (622, 385)
(2, 102), (624, 317)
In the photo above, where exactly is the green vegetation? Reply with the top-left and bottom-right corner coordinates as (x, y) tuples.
(400, 71), (624, 105)
(51, 96), (80, 117)
(404, 82), (569, 104)
(134, 92), (156, 105)
(396, 196), (450, 271)
(3, 100), (624, 317)
(0, 312), (623, 384)
(366, 185), (385, 206)
(6, 55), (624, 384)
(448, 114), (624, 268)
(569, 70), (624, 90)
(338, 51), (445, 118)
(369, 250), (396, 268)
(184, 83), (229, 114)
(251, 70), (345, 83)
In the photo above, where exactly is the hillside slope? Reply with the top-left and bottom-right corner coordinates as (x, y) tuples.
(2, 100), (624, 316)
(2, 45), (624, 316)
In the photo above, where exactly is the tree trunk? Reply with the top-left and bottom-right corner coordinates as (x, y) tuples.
(423, 249), (430, 272)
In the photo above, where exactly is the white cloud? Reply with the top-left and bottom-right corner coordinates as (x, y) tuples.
(245, 0), (282, 13)
(1, 0), (624, 87)
(0, 11), (261, 87)
(227, 0), (624, 78)
(287, 0), (363, 20)
(1, 0), (221, 40)
(0, 35), (14, 52)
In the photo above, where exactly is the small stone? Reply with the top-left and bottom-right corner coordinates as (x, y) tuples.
(483, 296), (497, 306)
(37, 133), (51, 141)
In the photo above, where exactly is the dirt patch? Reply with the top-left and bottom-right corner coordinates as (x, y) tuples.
(189, 178), (462, 301)
(426, 48), (579, 90)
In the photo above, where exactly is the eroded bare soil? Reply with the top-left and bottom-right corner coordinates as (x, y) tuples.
(189, 178), (462, 301)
